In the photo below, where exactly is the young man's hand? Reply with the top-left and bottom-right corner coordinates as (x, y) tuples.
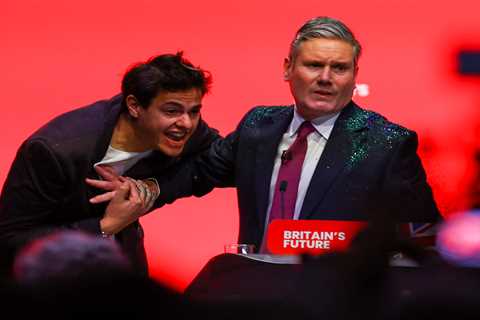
(86, 165), (159, 210)
(100, 179), (144, 235)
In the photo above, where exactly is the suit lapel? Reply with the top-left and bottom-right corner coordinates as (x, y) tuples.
(254, 107), (293, 226)
(85, 96), (123, 204)
(300, 102), (368, 219)
(124, 151), (171, 179)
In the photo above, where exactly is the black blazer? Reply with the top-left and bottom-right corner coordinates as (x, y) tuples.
(159, 102), (441, 251)
(0, 95), (219, 273)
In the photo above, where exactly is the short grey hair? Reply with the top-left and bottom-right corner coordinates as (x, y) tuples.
(289, 16), (362, 67)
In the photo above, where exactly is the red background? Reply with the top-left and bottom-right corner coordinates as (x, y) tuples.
(2, 0), (480, 291)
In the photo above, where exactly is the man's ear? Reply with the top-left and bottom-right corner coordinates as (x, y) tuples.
(354, 65), (359, 78)
(126, 95), (141, 118)
(283, 57), (292, 81)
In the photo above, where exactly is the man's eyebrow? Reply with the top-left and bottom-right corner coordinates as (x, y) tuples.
(161, 102), (203, 110)
(161, 101), (186, 108)
(332, 59), (354, 64)
(332, 61), (351, 66)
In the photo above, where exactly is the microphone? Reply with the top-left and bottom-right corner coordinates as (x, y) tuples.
(281, 150), (292, 164)
(279, 180), (288, 219)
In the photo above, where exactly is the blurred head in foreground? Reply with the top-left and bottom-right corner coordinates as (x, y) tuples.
(13, 230), (132, 285)
(11, 230), (186, 318)
(436, 209), (480, 267)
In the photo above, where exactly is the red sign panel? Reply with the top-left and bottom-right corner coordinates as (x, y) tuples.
(267, 219), (368, 255)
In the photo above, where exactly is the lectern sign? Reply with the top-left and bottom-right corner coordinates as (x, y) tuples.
(267, 220), (368, 255)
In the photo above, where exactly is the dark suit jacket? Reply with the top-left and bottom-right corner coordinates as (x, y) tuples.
(0, 95), (219, 274)
(158, 102), (440, 251)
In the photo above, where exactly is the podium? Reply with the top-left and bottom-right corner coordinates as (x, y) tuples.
(185, 252), (419, 301)
(185, 254), (305, 301)
(184, 252), (480, 318)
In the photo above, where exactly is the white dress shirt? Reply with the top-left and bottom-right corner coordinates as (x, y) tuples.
(263, 108), (340, 234)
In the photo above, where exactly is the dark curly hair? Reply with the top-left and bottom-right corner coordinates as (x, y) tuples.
(121, 51), (212, 110)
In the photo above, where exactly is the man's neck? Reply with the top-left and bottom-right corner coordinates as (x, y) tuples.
(111, 114), (151, 152)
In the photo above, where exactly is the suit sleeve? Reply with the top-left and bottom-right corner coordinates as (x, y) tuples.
(0, 139), (102, 252)
(382, 132), (442, 223)
(156, 129), (238, 206)
(181, 117), (221, 157)
(155, 108), (257, 206)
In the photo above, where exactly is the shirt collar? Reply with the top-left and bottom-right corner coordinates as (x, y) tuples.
(288, 106), (340, 139)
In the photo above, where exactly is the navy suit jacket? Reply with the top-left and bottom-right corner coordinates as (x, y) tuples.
(158, 102), (441, 251)
(0, 95), (219, 273)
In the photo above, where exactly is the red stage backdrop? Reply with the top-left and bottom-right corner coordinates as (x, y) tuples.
(2, 0), (480, 291)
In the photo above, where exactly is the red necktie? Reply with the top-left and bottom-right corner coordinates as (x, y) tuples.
(268, 121), (316, 222)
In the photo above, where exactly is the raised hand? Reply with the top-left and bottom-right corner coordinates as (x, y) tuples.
(86, 165), (160, 213)
(86, 165), (125, 204)
(100, 179), (144, 235)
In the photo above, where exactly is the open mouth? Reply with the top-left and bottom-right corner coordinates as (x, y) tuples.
(165, 131), (189, 143)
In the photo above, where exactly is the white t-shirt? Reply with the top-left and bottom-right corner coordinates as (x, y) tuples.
(94, 145), (153, 176)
